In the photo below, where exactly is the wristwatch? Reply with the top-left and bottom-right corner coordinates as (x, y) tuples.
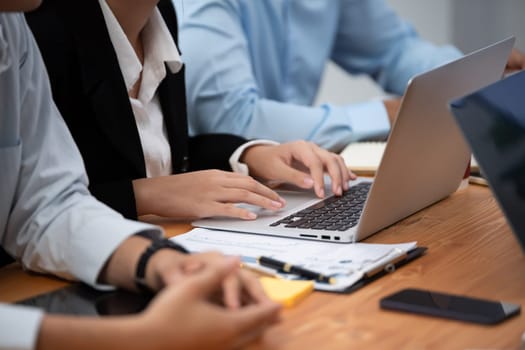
(135, 235), (188, 293)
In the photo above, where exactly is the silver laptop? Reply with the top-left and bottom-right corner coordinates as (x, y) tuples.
(194, 37), (515, 243)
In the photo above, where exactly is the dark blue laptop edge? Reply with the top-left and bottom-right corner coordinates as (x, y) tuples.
(449, 70), (525, 253)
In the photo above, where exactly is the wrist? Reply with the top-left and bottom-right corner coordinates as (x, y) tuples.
(239, 144), (263, 165)
(135, 237), (189, 293)
(98, 235), (152, 289)
(230, 140), (279, 175)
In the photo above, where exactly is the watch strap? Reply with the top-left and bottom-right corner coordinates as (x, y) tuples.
(135, 237), (188, 293)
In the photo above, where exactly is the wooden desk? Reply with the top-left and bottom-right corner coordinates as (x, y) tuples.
(1, 186), (524, 349)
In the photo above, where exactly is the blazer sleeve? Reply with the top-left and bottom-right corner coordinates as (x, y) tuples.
(188, 134), (247, 171)
(88, 181), (138, 220)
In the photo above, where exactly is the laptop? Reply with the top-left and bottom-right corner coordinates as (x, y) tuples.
(194, 37), (515, 243)
(449, 69), (525, 253)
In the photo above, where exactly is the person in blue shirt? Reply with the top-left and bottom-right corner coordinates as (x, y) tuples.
(178, 0), (525, 151)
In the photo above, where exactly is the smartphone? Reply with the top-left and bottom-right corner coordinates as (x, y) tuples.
(380, 288), (521, 325)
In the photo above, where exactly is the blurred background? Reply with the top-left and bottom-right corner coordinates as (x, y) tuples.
(315, 0), (525, 105)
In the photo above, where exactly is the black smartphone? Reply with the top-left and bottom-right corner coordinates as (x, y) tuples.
(380, 288), (521, 325)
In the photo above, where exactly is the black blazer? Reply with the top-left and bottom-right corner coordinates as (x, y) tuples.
(26, 0), (247, 219)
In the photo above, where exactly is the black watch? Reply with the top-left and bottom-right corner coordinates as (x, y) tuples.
(135, 237), (188, 293)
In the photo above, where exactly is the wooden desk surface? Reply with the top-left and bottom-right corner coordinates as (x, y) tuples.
(1, 185), (524, 349)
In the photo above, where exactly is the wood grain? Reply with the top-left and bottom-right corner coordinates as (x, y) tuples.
(1, 186), (524, 349)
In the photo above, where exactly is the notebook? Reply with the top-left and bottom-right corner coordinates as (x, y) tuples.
(340, 141), (480, 176)
(449, 69), (525, 253)
(193, 37), (515, 243)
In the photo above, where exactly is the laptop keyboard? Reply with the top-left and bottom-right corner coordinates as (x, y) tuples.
(269, 182), (371, 231)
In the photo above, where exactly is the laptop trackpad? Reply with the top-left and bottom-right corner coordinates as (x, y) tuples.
(236, 188), (321, 218)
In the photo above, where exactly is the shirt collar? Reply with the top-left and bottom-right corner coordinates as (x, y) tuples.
(98, 0), (183, 97)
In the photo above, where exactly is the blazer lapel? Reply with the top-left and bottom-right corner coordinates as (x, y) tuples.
(159, 66), (189, 173)
(59, 0), (147, 177)
(159, 0), (190, 173)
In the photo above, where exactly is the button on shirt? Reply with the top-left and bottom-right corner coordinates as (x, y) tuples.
(99, 0), (183, 178)
(178, 0), (462, 151)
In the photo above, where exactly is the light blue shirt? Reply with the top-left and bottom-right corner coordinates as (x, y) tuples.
(0, 14), (161, 350)
(178, 0), (461, 150)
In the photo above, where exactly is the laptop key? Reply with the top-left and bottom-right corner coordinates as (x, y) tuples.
(269, 182), (371, 231)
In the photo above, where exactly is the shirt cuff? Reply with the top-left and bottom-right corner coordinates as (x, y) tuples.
(229, 140), (279, 175)
(65, 200), (164, 291)
(345, 100), (391, 141)
(0, 303), (44, 350)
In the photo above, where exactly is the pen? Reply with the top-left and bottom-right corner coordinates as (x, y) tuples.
(240, 262), (283, 279)
(257, 256), (336, 284)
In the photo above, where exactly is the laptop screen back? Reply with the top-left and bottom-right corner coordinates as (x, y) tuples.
(450, 70), (525, 253)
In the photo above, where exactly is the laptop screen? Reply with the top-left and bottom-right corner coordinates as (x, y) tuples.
(449, 70), (525, 253)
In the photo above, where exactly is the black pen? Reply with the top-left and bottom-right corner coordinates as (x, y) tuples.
(257, 256), (336, 284)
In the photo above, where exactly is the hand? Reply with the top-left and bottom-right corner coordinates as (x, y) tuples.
(132, 170), (286, 219)
(505, 48), (525, 73)
(138, 257), (281, 350)
(241, 141), (355, 198)
(383, 98), (402, 126)
(99, 236), (271, 307)
(148, 251), (271, 309)
(38, 257), (281, 350)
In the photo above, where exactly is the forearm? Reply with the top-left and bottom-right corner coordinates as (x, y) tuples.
(190, 96), (389, 151)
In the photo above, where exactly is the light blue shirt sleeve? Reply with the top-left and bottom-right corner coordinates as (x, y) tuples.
(0, 13), (162, 350)
(0, 304), (43, 350)
(331, 0), (462, 95)
(178, 0), (461, 151)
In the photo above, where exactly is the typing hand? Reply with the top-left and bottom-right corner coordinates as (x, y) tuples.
(138, 257), (281, 350)
(241, 141), (355, 198)
(132, 170), (286, 219)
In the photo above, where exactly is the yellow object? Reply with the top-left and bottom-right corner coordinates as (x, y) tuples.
(259, 277), (314, 308)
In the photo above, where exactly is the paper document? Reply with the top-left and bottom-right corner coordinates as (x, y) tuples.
(172, 228), (417, 292)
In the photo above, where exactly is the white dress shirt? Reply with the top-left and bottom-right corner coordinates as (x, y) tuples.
(0, 14), (162, 350)
(99, 0), (183, 178)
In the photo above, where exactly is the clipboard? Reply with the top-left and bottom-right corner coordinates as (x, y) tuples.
(338, 247), (427, 294)
(172, 228), (426, 293)
(251, 246), (428, 294)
